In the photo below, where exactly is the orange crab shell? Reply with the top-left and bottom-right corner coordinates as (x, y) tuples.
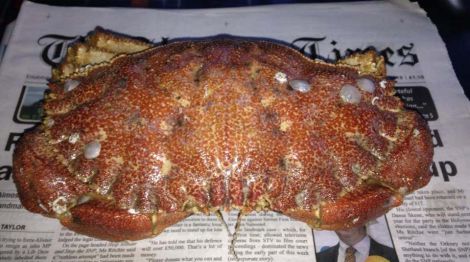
(13, 30), (433, 241)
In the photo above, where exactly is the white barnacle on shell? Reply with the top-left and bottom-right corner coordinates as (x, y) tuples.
(84, 140), (101, 159)
(379, 80), (387, 89)
(371, 96), (379, 105)
(68, 133), (80, 144)
(64, 79), (80, 92)
(69, 153), (78, 160)
(51, 196), (68, 215)
(128, 208), (140, 214)
(340, 84), (361, 104)
(356, 78), (376, 93)
(274, 72), (288, 84)
(289, 79), (311, 93)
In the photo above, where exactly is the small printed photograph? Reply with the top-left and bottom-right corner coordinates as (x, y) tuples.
(14, 85), (48, 123)
(313, 216), (399, 262)
(395, 86), (438, 121)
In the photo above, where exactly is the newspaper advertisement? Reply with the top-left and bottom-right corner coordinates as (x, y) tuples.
(1, 1), (470, 261)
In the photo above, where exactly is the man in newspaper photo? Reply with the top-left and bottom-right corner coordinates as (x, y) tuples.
(315, 225), (399, 262)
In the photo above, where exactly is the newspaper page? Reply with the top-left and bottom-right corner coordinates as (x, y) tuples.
(1, 1), (470, 261)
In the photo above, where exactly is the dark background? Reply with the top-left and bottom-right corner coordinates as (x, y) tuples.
(1, 0), (469, 100)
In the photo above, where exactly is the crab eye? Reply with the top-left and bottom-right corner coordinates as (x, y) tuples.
(274, 72), (288, 83)
(68, 133), (80, 144)
(380, 80), (387, 88)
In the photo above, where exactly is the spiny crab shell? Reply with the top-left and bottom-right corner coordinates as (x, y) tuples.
(13, 29), (433, 241)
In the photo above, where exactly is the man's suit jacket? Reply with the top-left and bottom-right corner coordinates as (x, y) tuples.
(316, 238), (399, 262)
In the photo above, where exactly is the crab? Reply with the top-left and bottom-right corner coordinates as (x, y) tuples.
(13, 28), (433, 241)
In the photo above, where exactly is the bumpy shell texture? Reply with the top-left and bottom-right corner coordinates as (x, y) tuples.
(13, 29), (433, 241)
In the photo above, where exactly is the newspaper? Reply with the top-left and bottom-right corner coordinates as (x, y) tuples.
(0, 21), (16, 64)
(1, 1), (469, 261)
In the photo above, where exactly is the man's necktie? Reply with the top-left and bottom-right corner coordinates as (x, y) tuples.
(345, 246), (356, 262)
